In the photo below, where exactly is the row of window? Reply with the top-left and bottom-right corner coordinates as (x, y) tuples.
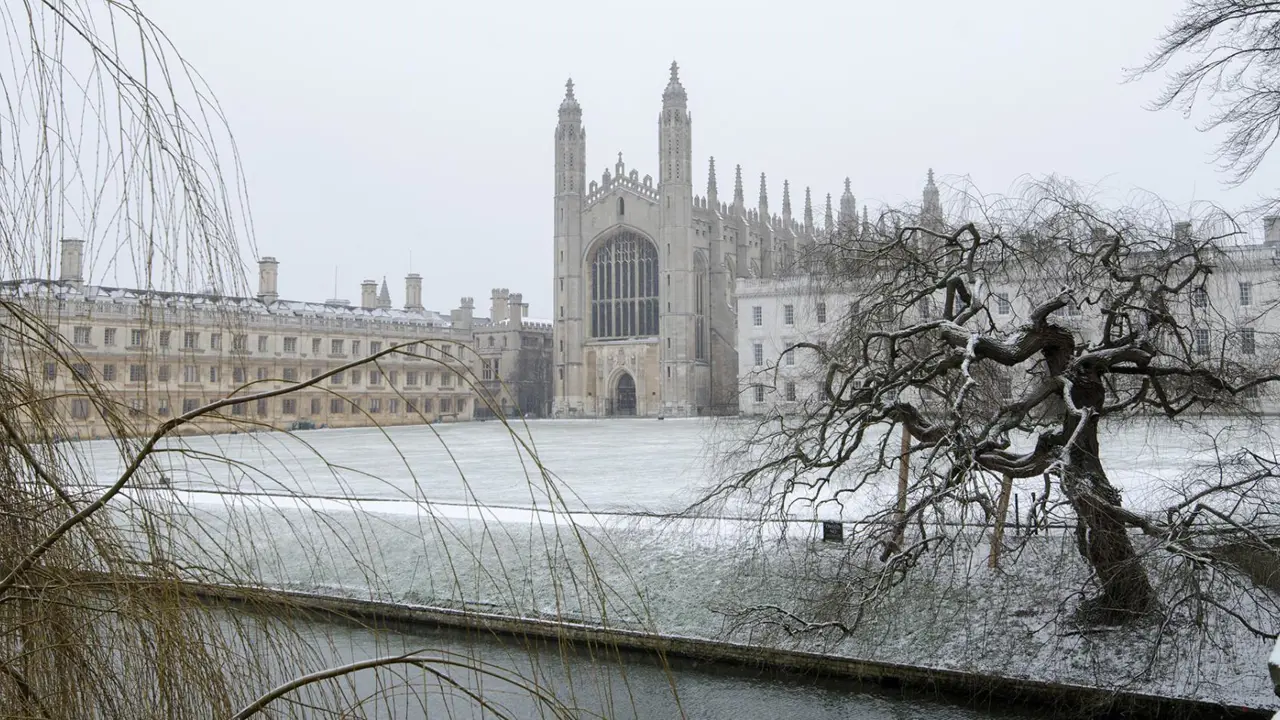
(47, 363), (464, 387)
(750, 302), (828, 328)
(985, 283), (1257, 318)
(743, 327), (1256, 369)
(67, 396), (467, 420)
(750, 344), (796, 368)
(978, 282), (1258, 318)
(1193, 282), (1257, 308)
(747, 282), (1264, 330)
(751, 382), (799, 403)
(1194, 327), (1257, 355)
(481, 335), (521, 348)
(748, 374), (1262, 409)
(66, 327), (456, 358)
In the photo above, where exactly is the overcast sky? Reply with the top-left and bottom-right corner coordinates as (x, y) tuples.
(140, 0), (1279, 318)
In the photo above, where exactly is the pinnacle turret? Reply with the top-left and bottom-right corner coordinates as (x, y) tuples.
(861, 205), (872, 238)
(377, 277), (392, 309)
(733, 164), (744, 206)
(758, 173), (768, 212)
(558, 78), (581, 122)
(922, 167), (942, 223)
(824, 193), (834, 231)
(803, 187), (814, 232)
(662, 61), (687, 107)
(839, 177), (856, 225)
(554, 77), (586, 197)
(707, 157), (718, 201)
(782, 180), (792, 220)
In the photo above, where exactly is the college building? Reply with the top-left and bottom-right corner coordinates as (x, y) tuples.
(551, 63), (870, 418)
(0, 239), (552, 438)
(738, 215), (1280, 417)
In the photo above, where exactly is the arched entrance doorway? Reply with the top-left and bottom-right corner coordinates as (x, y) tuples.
(613, 373), (637, 416)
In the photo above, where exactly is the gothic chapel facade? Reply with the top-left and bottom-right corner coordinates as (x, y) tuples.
(552, 63), (848, 417)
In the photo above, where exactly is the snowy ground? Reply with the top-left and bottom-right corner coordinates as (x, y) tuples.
(77, 416), (1280, 710)
(80, 415), (1278, 517)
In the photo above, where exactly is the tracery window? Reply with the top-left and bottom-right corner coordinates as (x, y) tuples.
(590, 231), (659, 339)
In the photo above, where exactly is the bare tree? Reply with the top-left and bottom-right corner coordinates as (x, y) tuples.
(718, 179), (1280, 626)
(1131, 0), (1280, 185)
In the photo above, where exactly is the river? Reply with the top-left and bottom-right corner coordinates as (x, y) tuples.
(259, 614), (1035, 719)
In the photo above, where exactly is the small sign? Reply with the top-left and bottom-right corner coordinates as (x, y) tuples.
(821, 521), (844, 544)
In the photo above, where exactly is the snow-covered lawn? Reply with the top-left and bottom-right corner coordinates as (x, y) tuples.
(78, 416), (1280, 710)
(82, 415), (1278, 516)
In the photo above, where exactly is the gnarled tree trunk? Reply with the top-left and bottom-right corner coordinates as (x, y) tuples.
(1060, 374), (1156, 623)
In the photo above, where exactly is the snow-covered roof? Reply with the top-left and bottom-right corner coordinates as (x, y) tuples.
(0, 279), (454, 327)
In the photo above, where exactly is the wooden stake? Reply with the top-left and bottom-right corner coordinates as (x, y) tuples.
(895, 425), (910, 548)
(990, 472), (1014, 568)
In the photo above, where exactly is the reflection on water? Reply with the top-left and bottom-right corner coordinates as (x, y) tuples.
(257, 615), (1035, 720)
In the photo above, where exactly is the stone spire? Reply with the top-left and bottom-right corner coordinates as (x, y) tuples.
(733, 164), (744, 206)
(758, 173), (768, 214)
(658, 61), (692, 186)
(377, 277), (392, 309)
(556, 77), (586, 197)
(922, 168), (942, 223)
(861, 205), (872, 238)
(824, 193), (834, 231)
(662, 60), (687, 107)
(707, 157), (718, 203)
(781, 180), (792, 222)
(803, 187), (814, 232)
(839, 177), (856, 225)
(559, 78), (581, 122)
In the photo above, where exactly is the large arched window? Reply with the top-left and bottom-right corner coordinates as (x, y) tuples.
(590, 230), (659, 339)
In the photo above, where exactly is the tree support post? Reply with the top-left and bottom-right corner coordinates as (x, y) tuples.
(895, 425), (910, 548)
(990, 473), (1014, 568)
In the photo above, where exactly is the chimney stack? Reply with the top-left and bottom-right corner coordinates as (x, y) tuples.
(507, 292), (524, 330)
(360, 280), (378, 310)
(1173, 221), (1193, 245)
(1264, 216), (1280, 246)
(491, 288), (509, 324)
(405, 274), (423, 311)
(60, 238), (85, 286)
(257, 256), (279, 303)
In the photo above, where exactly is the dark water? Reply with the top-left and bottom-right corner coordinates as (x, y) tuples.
(257, 617), (1037, 720)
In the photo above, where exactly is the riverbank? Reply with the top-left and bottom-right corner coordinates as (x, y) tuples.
(154, 497), (1277, 713)
(171, 579), (1269, 719)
